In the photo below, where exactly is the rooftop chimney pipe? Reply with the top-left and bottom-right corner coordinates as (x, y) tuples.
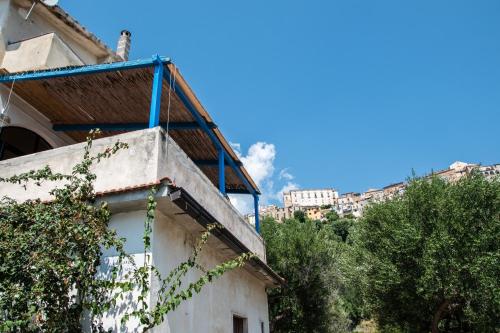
(116, 30), (131, 61)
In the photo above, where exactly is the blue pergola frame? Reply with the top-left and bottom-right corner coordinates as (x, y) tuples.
(160, 59), (261, 233)
(53, 121), (217, 132)
(0, 55), (261, 233)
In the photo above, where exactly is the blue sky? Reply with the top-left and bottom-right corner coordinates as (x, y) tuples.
(64, 0), (500, 207)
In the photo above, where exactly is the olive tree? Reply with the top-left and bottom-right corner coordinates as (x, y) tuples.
(262, 217), (350, 333)
(355, 172), (500, 332)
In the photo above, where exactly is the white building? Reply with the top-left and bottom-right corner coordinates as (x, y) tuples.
(0, 1), (281, 332)
(336, 192), (362, 217)
(257, 204), (302, 222)
(479, 164), (500, 180)
(283, 188), (338, 208)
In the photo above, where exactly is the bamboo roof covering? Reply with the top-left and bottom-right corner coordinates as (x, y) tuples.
(0, 60), (259, 194)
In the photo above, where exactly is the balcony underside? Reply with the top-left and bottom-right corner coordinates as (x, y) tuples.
(100, 183), (283, 288)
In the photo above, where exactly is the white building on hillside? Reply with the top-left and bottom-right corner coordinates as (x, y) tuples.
(0, 1), (282, 332)
(336, 192), (362, 217)
(283, 188), (338, 208)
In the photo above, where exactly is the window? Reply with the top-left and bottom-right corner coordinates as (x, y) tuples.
(261, 321), (265, 333)
(0, 126), (52, 161)
(233, 315), (247, 333)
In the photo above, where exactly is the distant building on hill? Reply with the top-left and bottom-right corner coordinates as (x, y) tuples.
(433, 161), (500, 182)
(250, 204), (301, 223)
(303, 206), (330, 220)
(283, 188), (338, 208)
(382, 182), (405, 199)
(336, 192), (362, 217)
(246, 204), (332, 224)
(356, 161), (499, 216)
(262, 161), (500, 223)
(478, 164), (500, 179)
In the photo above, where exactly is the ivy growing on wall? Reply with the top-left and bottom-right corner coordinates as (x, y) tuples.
(0, 131), (253, 332)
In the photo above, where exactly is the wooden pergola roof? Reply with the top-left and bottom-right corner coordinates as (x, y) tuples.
(0, 57), (260, 195)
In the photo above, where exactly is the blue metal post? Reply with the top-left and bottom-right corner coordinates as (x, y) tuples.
(253, 193), (260, 234)
(148, 55), (164, 128)
(218, 150), (226, 195)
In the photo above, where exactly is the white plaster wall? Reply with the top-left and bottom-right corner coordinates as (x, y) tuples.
(0, 129), (157, 201)
(2, 32), (84, 72)
(0, 0), (100, 68)
(2, 32), (52, 71)
(150, 211), (270, 333)
(45, 32), (84, 67)
(0, 0), (10, 64)
(98, 211), (151, 333)
(97, 209), (269, 333)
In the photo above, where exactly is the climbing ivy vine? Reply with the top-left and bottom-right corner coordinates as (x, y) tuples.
(0, 131), (253, 332)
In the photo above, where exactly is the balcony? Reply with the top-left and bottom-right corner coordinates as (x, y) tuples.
(0, 127), (267, 262)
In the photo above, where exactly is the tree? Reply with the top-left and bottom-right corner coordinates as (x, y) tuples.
(325, 211), (355, 243)
(262, 216), (350, 333)
(325, 211), (340, 221)
(293, 210), (306, 223)
(355, 173), (500, 332)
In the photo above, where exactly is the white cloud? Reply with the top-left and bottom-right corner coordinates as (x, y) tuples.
(228, 194), (253, 215)
(279, 168), (294, 181)
(230, 142), (242, 158)
(239, 142), (276, 186)
(228, 141), (299, 214)
(275, 181), (299, 203)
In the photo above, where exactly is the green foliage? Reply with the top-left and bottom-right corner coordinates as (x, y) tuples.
(336, 234), (369, 329)
(355, 173), (500, 332)
(0, 132), (129, 332)
(332, 219), (354, 243)
(323, 212), (365, 327)
(325, 211), (354, 243)
(0, 131), (252, 332)
(262, 216), (350, 333)
(325, 210), (340, 221)
(293, 210), (306, 223)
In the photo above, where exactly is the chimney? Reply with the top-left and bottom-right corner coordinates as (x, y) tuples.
(116, 30), (131, 61)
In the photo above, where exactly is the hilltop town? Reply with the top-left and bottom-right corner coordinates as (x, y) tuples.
(247, 161), (500, 224)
